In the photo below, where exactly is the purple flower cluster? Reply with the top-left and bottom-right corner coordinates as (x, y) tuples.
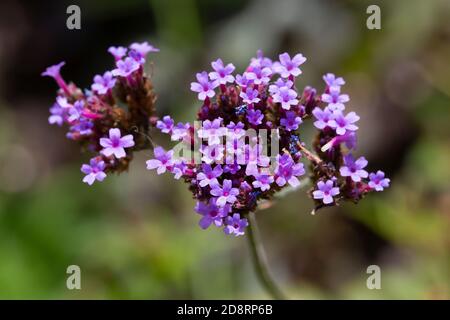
(145, 51), (390, 236)
(308, 71), (389, 207)
(146, 51), (311, 236)
(43, 42), (159, 185)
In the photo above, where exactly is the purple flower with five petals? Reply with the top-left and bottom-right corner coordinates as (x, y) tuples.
(312, 107), (335, 130)
(146, 146), (175, 174)
(209, 59), (235, 85)
(274, 154), (305, 187)
(339, 154), (368, 182)
(91, 71), (116, 95)
(81, 157), (107, 185)
(240, 87), (260, 104)
(280, 111), (302, 131)
(223, 213), (248, 237)
(195, 200), (231, 229)
(210, 179), (239, 206)
(100, 128), (135, 158)
(321, 86), (349, 111)
(112, 57), (140, 77)
(274, 52), (306, 78)
(313, 180), (340, 204)
(190, 71), (217, 101)
(272, 86), (298, 110)
(246, 109), (264, 126)
(252, 173), (274, 191)
(368, 170), (390, 191)
(197, 164), (223, 188)
(330, 111), (359, 135)
(156, 115), (175, 134)
(246, 67), (272, 85)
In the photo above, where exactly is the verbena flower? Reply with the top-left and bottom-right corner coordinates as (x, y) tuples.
(81, 157), (107, 185)
(141, 51), (389, 236)
(43, 41), (159, 184)
(100, 128), (135, 159)
(339, 154), (369, 182)
(368, 170), (390, 191)
(313, 180), (340, 204)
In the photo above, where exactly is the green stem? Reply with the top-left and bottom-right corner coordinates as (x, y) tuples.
(246, 212), (286, 300)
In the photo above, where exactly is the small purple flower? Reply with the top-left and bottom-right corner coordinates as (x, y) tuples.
(108, 46), (127, 60)
(198, 118), (226, 145)
(223, 213), (248, 237)
(280, 111), (302, 131)
(323, 73), (345, 89)
(312, 107), (335, 130)
(226, 121), (245, 140)
(339, 154), (368, 182)
(274, 154), (305, 187)
(274, 52), (306, 78)
(250, 49), (273, 69)
(312, 180), (340, 204)
(245, 67), (272, 85)
(91, 71), (116, 95)
(210, 179), (239, 206)
(246, 109), (264, 126)
(112, 57), (140, 77)
(146, 146), (175, 174)
(272, 86), (299, 110)
(190, 71), (217, 101)
(240, 87), (260, 104)
(330, 111), (359, 135)
(235, 73), (253, 87)
(130, 41), (159, 56)
(197, 164), (223, 188)
(269, 78), (293, 94)
(171, 122), (191, 141)
(100, 128), (135, 158)
(252, 173), (274, 191)
(200, 144), (225, 164)
(368, 170), (390, 191)
(81, 157), (107, 185)
(171, 160), (187, 180)
(209, 58), (235, 85)
(195, 200), (231, 229)
(156, 115), (174, 134)
(56, 96), (71, 109)
(321, 86), (349, 111)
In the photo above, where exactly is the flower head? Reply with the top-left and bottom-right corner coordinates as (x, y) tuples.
(246, 109), (264, 126)
(108, 46), (127, 60)
(197, 164), (223, 188)
(323, 73), (345, 90)
(330, 111), (359, 135)
(196, 200), (231, 229)
(321, 86), (349, 111)
(272, 86), (298, 110)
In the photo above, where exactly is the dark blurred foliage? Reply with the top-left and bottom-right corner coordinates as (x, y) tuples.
(0, 0), (448, 298)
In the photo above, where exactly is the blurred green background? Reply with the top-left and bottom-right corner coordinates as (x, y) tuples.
(0, 0), (449, 299)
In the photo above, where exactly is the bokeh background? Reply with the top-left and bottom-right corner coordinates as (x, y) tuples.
(0, 0), (449, 299)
